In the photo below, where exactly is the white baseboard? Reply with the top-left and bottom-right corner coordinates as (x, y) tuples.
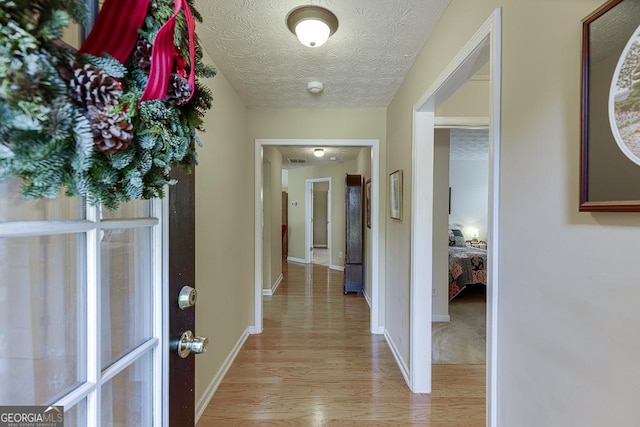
(329, 264), (344, 271)
(384, 328), (411, 389)
(247, 325), (261, 334)
(374, 326), (385, 335)
(432, 314), (451, 322)
(287, 256), (306, 264)
(363, 288), (371, 308)
(262, 273), (283, 296)
(195, 327), (250, 423)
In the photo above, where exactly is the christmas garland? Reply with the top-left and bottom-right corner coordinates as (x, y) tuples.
(0, 0), (216, 209)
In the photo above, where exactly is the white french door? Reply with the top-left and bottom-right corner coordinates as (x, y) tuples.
(0, 178), (167, 426)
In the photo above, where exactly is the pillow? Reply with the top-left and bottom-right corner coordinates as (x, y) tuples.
(448, 227), (466, 247)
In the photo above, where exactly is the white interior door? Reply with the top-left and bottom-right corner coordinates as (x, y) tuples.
(305, 178), (332, 266)
(0, 177), (166, 426)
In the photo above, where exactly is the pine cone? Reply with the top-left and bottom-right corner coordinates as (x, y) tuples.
(86, 106), (133, 154)
(64, 61), (122, 108)
(166, 73), (192, 106)
(134, 39), (153, 73)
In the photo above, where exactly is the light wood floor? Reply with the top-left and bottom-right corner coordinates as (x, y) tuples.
(198, 261), (485, 426)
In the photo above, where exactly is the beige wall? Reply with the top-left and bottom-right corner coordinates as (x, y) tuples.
(433, 129), (450, 319)
(263, 147), (283, 289)
(287, 161), (356, 267)
(262, 159), (272, 289)
(356, 148), (373, 299)
(194, 53), (254, 408)
(62, 22), (81, 49)
(436, 79), (490, 118)
(387, 0), (640, 425)
(248, 108), (386, 140)
(313, 182), (328, 247)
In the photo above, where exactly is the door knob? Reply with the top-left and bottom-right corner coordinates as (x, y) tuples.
(177, 330), (208, 358)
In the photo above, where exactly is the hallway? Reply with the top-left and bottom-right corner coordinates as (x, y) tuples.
(198, 261), (485, 425)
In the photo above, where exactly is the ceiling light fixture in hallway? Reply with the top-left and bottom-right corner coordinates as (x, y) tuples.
(286, 5), (339, 47)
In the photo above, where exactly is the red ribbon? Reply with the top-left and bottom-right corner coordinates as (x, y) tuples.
(141, 0), (196, 102)
(80, 0), (196, 103)
(79, 0), (149, 64)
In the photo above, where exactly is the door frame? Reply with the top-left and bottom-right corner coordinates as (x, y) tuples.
(0, 197), (169, 426)
(305, 177), (332, 264)
(254, 138), (383, 334)
(410, 8), (501, 426)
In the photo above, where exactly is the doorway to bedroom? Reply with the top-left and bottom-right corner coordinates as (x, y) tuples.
(432, 127), (489, 366)
(409, 10), (501, 426)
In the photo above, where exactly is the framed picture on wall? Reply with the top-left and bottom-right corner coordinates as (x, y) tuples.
(366, 178), (372, 228)
(580, 0), (640, 211)
(389, 170), (402, 220)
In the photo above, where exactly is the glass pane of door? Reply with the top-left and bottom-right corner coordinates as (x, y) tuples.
(101, 227), (153, 368)
(0, 233), (86, 405)
(101, 200), (151, 220)
(0, 178), (84, 221)
(101, 349), (153, 426)
(64, 399), (87, 426)
(0, 182), (163, 424)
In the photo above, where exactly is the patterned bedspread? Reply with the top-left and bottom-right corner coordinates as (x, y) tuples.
(448, 246), (487, 301)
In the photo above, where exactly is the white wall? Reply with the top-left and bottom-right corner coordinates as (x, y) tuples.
(387, 0), (640, 425)
(449, 159), (489, 241)
(448, 129), (490, 241)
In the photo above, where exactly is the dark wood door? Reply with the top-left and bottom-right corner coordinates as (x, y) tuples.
(344, 174), (364, 294)
(168, 166), (196, 426)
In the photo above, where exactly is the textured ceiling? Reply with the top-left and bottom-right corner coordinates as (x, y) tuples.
(277, 146), (364, 169)
(194, 0), (452, 109)
(274, 129), (489, 170)
(450, 129), (489, 161)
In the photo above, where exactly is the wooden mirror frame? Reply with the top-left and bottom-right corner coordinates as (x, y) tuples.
(580, 0), (640, 211)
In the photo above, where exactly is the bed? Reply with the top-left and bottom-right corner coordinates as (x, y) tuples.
(448, 227), (487, 301)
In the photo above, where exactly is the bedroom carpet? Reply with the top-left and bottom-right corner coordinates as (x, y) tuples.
(432, 285), (486, 365)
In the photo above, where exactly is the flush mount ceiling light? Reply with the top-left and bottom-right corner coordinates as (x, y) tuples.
(286, 5), (339, 48)
(313, 148), (325, 157)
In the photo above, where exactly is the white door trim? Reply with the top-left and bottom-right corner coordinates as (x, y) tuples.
(305, 177), (332, 265)
(254, 138), (382, 334)
(410, 8), (501, 427)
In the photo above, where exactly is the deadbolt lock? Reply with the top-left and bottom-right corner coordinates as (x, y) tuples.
(178, 285), (197, 309)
